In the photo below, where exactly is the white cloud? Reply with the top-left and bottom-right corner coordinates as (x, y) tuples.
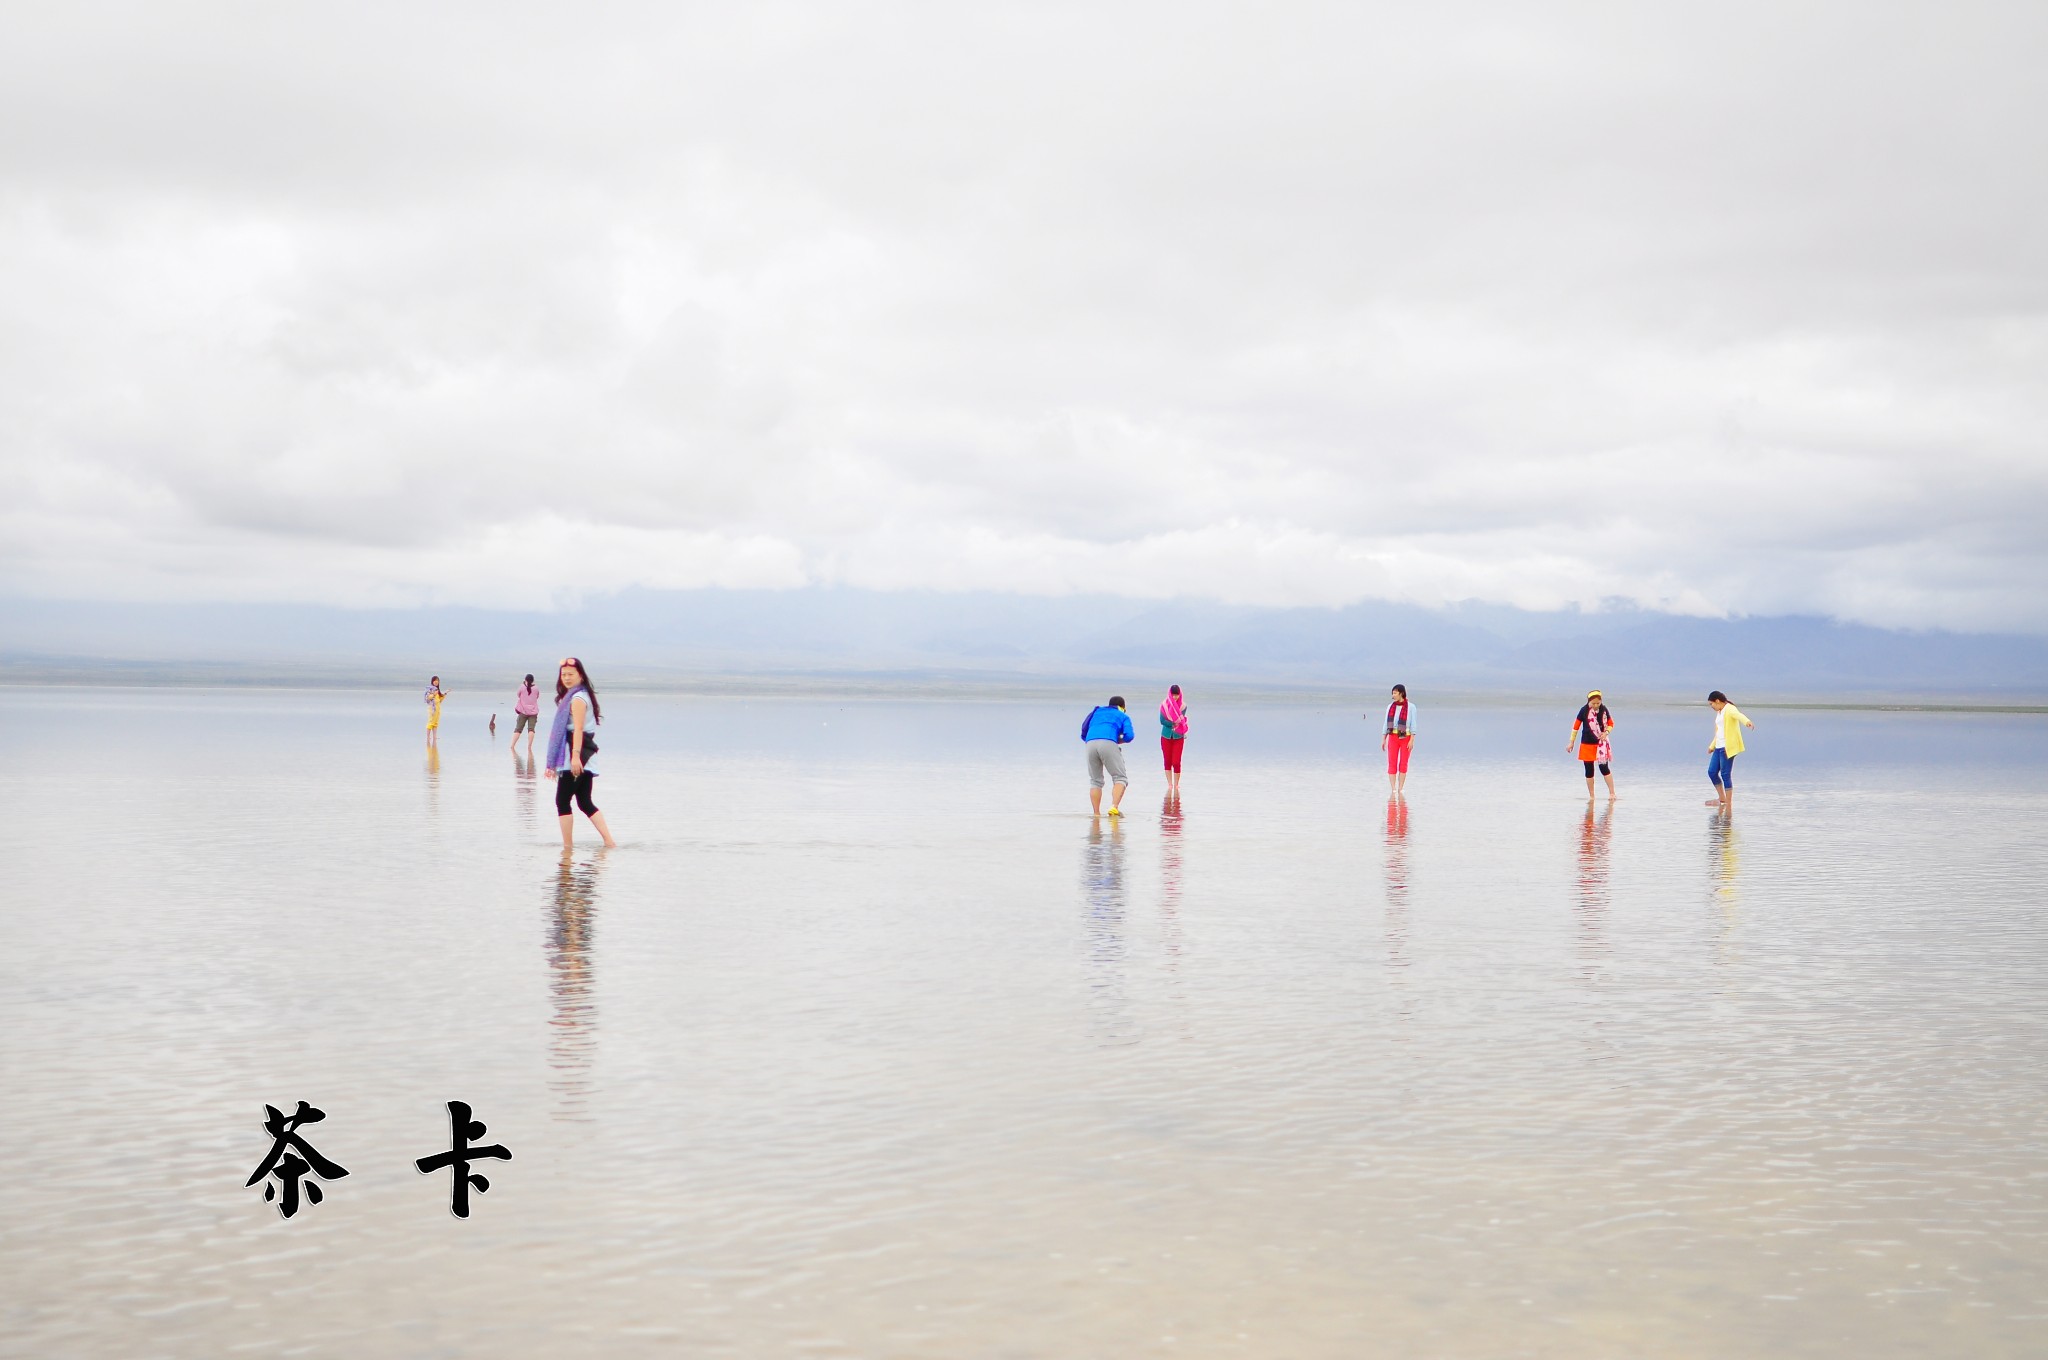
(2, 1), (2044, 630)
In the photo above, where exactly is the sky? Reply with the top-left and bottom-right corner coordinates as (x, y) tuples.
(2, 1), (2045, 632)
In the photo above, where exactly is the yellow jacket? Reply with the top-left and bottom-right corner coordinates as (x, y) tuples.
(1717, 704), (1750, 756)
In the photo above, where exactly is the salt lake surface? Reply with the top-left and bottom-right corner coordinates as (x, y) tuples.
(2, 686), (2046, 1358)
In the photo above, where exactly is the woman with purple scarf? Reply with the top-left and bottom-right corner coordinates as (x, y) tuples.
(544, 656), (617, 849)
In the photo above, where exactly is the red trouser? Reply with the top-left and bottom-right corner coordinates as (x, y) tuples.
(1161, 737), (1184, 772)
(1385, 734), (1412, 774)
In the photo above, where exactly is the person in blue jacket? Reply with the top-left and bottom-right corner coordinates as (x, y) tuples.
(1080, 695), (1136, 816)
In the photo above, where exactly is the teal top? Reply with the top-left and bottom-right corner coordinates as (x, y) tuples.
(1160, 710), (1187, 739)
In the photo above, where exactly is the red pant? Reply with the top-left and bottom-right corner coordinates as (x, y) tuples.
(1161, 737), (1185, 772)
(1385, 734), (1412, 774)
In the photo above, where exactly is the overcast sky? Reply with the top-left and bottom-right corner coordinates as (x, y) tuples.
(3, 1), (2044, 631)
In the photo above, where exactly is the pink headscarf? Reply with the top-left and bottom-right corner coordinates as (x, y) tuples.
(1161, 686), (1188, 736)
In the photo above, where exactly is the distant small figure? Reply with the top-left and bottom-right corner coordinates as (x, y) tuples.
(1570, 689), (1619, 801)
(423, 677), (447, 747)
(1159, 684), (1190, 797)
(489, 712), (497, 737)
(246, 1101), (349, 1219)
(545, 657), (617, 848)
(511, 673), (541, 756)
(1081, 695), (1135, 817)
(1377, 684), (1414, 795)
(1705, 690), (1755, 811)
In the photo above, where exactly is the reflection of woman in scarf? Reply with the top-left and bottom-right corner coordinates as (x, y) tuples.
(1159, 684), (1189, 796)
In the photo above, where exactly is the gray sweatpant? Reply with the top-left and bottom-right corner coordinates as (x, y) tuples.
(1086, 738), (1129, 788)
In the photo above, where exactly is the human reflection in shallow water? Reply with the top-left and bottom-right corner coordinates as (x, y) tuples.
(1158, 794), (1186, 975)
(1708, 810), (1742, 965)
(1574, 803), (1614, 986)
(546, 852), (605, 1120)
(1382, 796), (1412, 1027)
(1081, 818), (1139, 1047)
(513, 752), (537, 836)
(424, 744), (442, 825)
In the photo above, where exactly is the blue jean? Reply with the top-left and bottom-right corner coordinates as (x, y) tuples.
(1708, 748), (1736, 788)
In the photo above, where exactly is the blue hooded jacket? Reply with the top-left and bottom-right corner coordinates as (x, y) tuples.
(1080, 705), (1134, 744)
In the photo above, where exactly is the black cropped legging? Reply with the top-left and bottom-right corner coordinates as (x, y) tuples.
(555, 769), (599, 817)
(1581, 760), (1610, 777)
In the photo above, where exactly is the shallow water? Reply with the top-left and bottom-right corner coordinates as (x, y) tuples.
(2, 687), (2046, 1358)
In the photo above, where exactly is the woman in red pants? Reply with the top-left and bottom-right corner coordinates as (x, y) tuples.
(1159, 684), (1189, 796)
(1377, 684), (1414, 795)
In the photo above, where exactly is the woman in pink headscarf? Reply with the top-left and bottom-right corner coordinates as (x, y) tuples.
(1159, 684), (1190, 796)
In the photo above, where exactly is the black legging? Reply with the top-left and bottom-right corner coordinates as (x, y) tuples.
(555, 769), (599, 817)
(1582, 761), (1610, 777)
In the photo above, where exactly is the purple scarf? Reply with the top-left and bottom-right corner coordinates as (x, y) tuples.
(546, 687), (594, 770)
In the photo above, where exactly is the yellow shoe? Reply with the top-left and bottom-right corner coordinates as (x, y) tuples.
(1107, 805), (1122, 816)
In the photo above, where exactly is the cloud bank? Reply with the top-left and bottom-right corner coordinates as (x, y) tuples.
(3, 1), (2044, 629)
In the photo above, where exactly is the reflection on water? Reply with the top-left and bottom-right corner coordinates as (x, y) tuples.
(1382, 796), (1412, 1012)
(1158, 794), (1185, 978)
(546, 852), (604, 1121)
(1574, 803), (1613, 984)
(6, 690), (2048, 1360)
(1080, 818), (1137, 1047)
(423, 743), (443, 834)
(513, 751), (537, 832)
(1709, 810), (1743, 966)
(1572, 804), (1615, 1065)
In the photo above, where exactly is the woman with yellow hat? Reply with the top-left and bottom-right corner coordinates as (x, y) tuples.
(1568, 690), (1617, 801)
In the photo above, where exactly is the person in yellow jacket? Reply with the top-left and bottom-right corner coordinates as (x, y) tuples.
(424, 676), (448, 748)
(1705, 690), (1755, 811)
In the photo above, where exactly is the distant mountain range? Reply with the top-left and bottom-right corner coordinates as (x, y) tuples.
(3, 589), (2044, 698)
